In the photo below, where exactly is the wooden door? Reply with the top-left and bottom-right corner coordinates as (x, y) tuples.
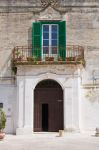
(34, 80), (63, 132)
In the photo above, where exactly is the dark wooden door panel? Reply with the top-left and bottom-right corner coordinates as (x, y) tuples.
(34, 92), (42, 132)
(34, 82), (63, 132)
(42, 104), (48, 131)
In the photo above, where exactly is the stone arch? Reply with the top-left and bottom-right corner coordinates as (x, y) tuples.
(33, 74), (64, 90)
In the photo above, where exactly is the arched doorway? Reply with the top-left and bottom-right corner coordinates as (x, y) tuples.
(34, 79), (63, 132)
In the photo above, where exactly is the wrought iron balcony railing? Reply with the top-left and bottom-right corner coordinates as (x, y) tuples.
(12, 45), (84, 65)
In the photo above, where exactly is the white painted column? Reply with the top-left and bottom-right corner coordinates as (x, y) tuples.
(64, 87), (67, 131)
(70, 76), (80, 131)
(64, 86), (73, 132)
(16, 76), (24, 134)
(32, 89), (34, 132)
(23, 79), (33, 134)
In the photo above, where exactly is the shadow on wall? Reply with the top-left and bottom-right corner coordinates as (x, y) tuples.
(0, 52), (13, 77)
(28, 27), (32, 47)
(0, 27), (32, 78)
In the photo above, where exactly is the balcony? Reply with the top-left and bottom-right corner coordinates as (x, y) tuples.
(12, 45), (85, 66)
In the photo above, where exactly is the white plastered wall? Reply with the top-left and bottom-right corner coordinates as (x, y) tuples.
(16, 66), (80, 135)
(0, 84), (16, 134)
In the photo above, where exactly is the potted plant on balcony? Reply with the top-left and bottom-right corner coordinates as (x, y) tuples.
(15, 51), (24, 61)
(58, 57), (63, 61)
(27, 55), (37, 62)
(0, 108), (6, 140)
(45, 56), (54, 62)
(66, 57), (75, 61)
(57, 57), (64, 64)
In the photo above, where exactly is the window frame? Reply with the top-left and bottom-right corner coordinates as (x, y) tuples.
(42, 24), (59, 59)
(32, 21), (66, 61)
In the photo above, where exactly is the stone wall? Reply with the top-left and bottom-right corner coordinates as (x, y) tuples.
(0, 0), (99, 6)
(0, 9), (99, 83)
(0, 84), (16, 133)
(0, 12), (34, 77)
(79, 88), (99, 134)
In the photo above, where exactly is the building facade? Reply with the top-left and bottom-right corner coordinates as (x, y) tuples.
(0, 0), (99, 135)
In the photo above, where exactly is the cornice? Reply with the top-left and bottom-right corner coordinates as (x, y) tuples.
(0, 4), (99, 13)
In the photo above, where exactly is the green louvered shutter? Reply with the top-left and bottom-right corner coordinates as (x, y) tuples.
(58, 21), (66, 61)
(32, 22), (41, 59)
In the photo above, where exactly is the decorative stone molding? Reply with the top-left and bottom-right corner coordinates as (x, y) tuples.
(39, 6), (62, 20)
(85, 88), (99, 102)
(0, 1), (99, 13)
(41, 0), (59, 7)
(16, 65), (77, 76)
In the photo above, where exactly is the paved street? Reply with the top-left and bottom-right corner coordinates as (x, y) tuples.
(0, 133), (99, 150)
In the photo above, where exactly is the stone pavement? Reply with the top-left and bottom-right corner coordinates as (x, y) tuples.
(0, 133), (99, 150)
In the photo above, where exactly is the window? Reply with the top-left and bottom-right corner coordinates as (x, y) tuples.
(32, 21), (66, 60)
(42, 24), (58, 55)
